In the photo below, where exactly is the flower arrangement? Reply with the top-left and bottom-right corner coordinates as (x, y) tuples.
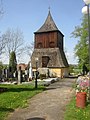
(76, 76), (89, 93)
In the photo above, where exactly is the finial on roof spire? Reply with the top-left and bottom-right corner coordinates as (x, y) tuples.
(48, 6), (50, 11)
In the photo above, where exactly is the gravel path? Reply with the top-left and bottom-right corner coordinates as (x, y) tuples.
(7, 78), (76, 120)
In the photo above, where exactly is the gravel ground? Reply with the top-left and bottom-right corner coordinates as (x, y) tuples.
(7, 78), (76, 120)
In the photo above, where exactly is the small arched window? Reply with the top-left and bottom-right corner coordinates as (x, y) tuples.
(37, 43), (42, 48)
(49, 42), (55, 48)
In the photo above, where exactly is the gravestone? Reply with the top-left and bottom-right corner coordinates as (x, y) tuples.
(28, 62), (32, 81)
(17, 66), (22, 84)
(5, 69), (9, 79)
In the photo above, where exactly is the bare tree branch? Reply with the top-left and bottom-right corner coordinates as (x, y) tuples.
(24, 41), (34, 59)
(1, 28), (24, 58)
(0, 36), (6, 56)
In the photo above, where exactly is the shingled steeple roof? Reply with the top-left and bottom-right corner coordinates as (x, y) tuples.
(35, 10), (59, 33)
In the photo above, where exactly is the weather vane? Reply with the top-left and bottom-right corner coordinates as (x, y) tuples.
(48, 0), (51, 11)
(48, 6), (50, 11)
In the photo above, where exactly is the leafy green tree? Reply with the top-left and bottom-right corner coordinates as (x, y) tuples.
(0, 62), (8, 70)
(72, 15), (89, 69)
(9, 51), (17, 75)
(0, 61), (3, 70)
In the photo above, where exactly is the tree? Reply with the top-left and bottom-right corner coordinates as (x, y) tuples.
(24, 41), (34, 59)
(9, 51), (17, 74)
(0, 61), (3, 70)
(71, 15), (89, 69)
(1, 28), (24, 59)
(0, 0), (5, 56)
(0, 36), (6, 56)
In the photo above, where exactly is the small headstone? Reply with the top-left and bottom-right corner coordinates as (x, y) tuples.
(17, 66), (21, 84)
(28, 62), (33, 81)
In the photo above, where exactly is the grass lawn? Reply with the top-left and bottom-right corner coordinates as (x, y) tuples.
(64, 97), (90, 120)
(0, 84), (45, 120)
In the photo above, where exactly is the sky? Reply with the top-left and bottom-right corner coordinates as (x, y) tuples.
(0, 0), (85, 64)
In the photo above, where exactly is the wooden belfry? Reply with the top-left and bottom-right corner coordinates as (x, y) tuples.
(31, 10), (69, 78)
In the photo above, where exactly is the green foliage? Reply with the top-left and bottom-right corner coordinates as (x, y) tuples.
(9, 51), (17, 73)
(69, 64), (75, 73)
(72, 15), (89, 69)
(0, 84), (45, 120)
(0, 62), (3, 71)
(69, 64), (81, 75)
(0, 62), (8, 76)
(64, 97), (90, 120)
(39, 74), (47, 80)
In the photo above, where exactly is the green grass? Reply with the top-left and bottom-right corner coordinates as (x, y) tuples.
(0, 84), (45, 120)
(64, 97), (90, 120)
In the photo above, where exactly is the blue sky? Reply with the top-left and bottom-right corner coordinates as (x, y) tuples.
(0, 0), (85, 64)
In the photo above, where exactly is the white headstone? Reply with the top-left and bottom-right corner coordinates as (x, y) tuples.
(29, 62), (32, 79)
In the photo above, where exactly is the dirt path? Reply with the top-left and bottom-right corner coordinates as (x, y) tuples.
(7, 78), (76, 120)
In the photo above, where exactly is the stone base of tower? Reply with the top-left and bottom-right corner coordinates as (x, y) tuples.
(49, 67), (69, 78)
(31, 48), (69, 78)
(32, 67), (69, 79)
